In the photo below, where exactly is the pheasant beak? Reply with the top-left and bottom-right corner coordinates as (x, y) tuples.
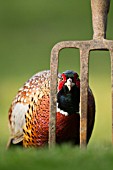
(65, 78), (73, 91)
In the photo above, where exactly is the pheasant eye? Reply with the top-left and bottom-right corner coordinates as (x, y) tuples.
(58, 74), (63, 82)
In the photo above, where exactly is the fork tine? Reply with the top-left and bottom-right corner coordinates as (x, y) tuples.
(49, 46), (59, 148)
(80, 49), (89, 148)
(110, 49), (113, 144)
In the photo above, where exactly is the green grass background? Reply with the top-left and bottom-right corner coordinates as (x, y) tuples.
(0, 0), (113, 169)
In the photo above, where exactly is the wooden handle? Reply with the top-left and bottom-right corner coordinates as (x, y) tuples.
(91, 0), (110, 39)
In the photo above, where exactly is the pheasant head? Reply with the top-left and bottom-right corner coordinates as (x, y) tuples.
(57, 70), (80, 116)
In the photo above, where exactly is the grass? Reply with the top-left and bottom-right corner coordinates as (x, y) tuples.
(1, 144), (113, 170)
(0, 0), (113, 169)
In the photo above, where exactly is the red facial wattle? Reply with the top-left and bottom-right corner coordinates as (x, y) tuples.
(58, 73), (66, 91)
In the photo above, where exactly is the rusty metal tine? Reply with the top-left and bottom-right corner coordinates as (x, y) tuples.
(110, 49), (113, 144)
(49, 46), (59, 148)
(80, 49), (89, 148)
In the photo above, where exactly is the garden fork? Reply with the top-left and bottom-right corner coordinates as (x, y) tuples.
(49, 0), (113, 148)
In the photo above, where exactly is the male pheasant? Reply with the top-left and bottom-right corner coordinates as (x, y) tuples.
(8, 70), (95, 148)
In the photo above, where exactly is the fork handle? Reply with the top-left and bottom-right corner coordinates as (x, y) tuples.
(91, 0), (110, 39)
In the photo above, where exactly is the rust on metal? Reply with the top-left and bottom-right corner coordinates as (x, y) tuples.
(49, 0), (112, 148)
(91, 0), (110, 39)
(110, 49), (113, 144)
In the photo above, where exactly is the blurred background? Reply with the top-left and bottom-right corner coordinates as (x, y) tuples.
(0, 0), (113, 148)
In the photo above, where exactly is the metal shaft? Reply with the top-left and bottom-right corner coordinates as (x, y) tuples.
(91, 0), (110, 39)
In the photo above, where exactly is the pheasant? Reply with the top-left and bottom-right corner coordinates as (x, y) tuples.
(8, 70), (95, 148)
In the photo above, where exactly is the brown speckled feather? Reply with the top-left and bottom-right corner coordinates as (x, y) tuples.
(8, 70), (50, 145)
